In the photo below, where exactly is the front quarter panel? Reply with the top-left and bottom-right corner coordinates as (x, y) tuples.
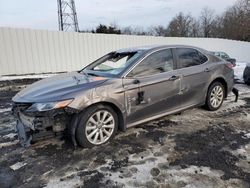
(67, 79), (126, 114)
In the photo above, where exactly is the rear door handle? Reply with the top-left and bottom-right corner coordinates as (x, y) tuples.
(168, 75), (180, 81)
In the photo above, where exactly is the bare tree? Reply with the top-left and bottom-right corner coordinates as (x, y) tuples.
(121, 26), (133, 35)
(149, 25), (167, 36)
(83, 0), (250, 41)
(199, 7), (216, 37)
(166, 12), (194, 37)
(209, 15), (224, 38)
(189, 17), (200, 37)
(219, 0), (250, 41)
(130, 26), (149, 35)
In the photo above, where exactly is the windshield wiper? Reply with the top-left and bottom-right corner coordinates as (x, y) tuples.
(80, 71), (99, 77)
(81, 71), (89, 77)
(86, 72), (100, 77)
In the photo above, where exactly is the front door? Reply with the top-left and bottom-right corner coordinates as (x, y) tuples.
(123, 48), (182, 125)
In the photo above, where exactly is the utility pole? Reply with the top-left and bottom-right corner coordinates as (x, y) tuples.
(57, 0), (79, 32)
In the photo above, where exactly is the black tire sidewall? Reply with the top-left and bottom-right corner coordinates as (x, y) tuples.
(76, 104), (118, 148)
(206, 82), (225, 111)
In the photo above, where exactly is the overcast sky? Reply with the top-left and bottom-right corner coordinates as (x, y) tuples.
(0, 0), (238, 31)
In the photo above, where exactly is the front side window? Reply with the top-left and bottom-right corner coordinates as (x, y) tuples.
(129, 49), (174, 77)
(177, 48), (208, 68)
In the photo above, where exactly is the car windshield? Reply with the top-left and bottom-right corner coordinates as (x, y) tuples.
(82, 51), (143, 77)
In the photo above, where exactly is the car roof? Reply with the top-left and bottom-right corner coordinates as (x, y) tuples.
(116, 45), (208, 54)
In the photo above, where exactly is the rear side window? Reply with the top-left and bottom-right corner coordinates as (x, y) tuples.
(177, 48), (208, 68)
(129, 49), (174, 77)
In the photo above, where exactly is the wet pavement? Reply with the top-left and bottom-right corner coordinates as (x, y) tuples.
(0, 79), (250, 188)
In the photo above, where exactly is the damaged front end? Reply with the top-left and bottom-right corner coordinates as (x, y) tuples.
(12, 103), (74, 147)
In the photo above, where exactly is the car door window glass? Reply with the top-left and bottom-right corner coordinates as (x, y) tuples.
(177, 48), (208, 68)
(220, 52), (230, 59)
(129, 49), (174, 77)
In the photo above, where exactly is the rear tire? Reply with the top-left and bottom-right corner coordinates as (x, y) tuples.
(75, 104), (118, 148)
(205, 82), (225, 111)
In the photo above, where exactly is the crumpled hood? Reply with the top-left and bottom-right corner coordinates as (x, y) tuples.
(12, 71), (107, 103)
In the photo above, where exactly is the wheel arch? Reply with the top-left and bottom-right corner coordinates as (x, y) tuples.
(208, 77), (228, 98)
(68, 101), (126, 147)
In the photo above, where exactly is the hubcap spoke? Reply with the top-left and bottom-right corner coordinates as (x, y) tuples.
(102, 111), (108, 122)
(100, 130), (104, 142)
(86, 125), (96, 131)
(103, 129), (111, 137)
(93, 132), (100, 143)
(87, 129), (98, 139)
(104, 116), (113, 124)
(89, 117), (98, 125)
(103, 124), (114, 128)
(96, 111), (101, 122)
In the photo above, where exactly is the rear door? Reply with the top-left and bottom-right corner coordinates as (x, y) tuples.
(174, 48), (210, 107)
(123, 48), (182, 125)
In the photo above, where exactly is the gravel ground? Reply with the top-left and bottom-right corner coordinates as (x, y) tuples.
(0, 79), (250, 188)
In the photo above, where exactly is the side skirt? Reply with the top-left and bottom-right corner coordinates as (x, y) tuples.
(126, 103), (202, 128)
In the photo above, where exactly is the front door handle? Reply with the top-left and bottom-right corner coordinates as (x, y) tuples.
(133, 79), (140, 84)
(204, 68), (210, 72)
(168, 75), (180, 81)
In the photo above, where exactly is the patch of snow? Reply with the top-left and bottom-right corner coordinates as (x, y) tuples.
(45, 175), (82, 188)
(32, 138), (64, 149)
(3, 133), (17, 139)
(161, 166), (230, 188)
(230, 144), (250, 169)
(215, 97), (246, 112)
(233, 84), (250, 95)
(0, 108), (11, 113)
(244, 133), (250, 138)
(42, 170), (53, 177)
(0, 73), (58, 81)
(10, 162), (27, 171)
(98, 149), (168, 188)
(0, 140), (19, 148)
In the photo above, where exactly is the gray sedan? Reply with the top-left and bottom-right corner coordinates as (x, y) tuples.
(12, 45), (234, 147)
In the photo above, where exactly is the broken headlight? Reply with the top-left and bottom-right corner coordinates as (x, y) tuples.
(26, 99), (73, 112)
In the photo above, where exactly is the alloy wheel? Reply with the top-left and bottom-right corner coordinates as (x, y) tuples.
(210, 85), (224, 108)
(85, 110), (115, 145)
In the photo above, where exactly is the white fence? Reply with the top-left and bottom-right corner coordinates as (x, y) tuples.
(1, 27), (250, 76)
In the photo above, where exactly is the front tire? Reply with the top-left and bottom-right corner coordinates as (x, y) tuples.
(205, 82), (225, 111)
(76, 104), (118, 148)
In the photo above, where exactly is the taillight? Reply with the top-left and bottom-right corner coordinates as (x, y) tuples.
(225, 63), (234, 69)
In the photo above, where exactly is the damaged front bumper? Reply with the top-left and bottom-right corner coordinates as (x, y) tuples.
(15, 120), (32, 147)
(12, 103), (73, 147)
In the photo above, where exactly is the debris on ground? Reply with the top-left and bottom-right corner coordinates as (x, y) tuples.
(10, 162), (27, 171)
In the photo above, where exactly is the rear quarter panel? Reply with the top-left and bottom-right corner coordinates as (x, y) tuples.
(205, 57), (234, 98)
